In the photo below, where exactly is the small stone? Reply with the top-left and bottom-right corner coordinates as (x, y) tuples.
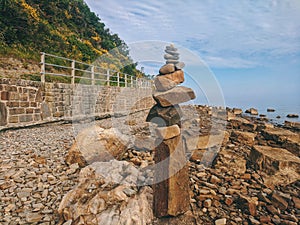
(266, 205), (279, 215)
(249, 216), (260, 225)
(272, 192), (289, 210)
(245, 108), (258, 115)
(26, 213), (43, 223)
(203, 199), (212, 208)
(159, 64), (175, 75)
(215, 218), (226, 225)
(225, 196), (234, 206)
(210, 175), (221, 184)
(292, 196), (300, 209)
(260, 215), (271, 223)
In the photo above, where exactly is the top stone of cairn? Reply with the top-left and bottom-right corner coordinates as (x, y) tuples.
(163, 44), (185, 70)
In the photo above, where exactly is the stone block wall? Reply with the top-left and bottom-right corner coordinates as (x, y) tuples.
(0, 78), (154, 129)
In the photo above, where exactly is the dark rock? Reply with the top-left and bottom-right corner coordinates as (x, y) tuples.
(146, 104), (182, 127)
(287, 114), (299, 118)
(267, 108), (275, 112)
(245, 108), (258, 115)
(153, 86), (196, 107)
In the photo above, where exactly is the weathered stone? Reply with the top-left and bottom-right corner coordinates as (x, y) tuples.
(245, 108), (258, 115)
(0, 102), (7, 126)
(146, 104), (182, 127)
(237, 195), (257, 216)
(165, 50), (179, 56)
(287, 114), (299, 118)
(261, 127), (300, 157)
(165, 45), (177, 52)
(272, 192), (289, 210)
(292, 196), (300, 209)
(164, 54), (179, 60)
(58, 160), (153, 225)
(26, 213), (43, 223)
(166, 59), (180, 64)
(153, 86), (195, 107)
(250, 145), (300, 187)
(65, 126), (130, 167)
(153, 135), (189, 217)
(233, 108), (243, 115)
(267, 108), (275, 112)
(231, 130), (256, 146)
(41, 102), (51, 119)
(155, 70), (185, 91)
(159, 64), (175, 75)
(155, 124), (180, 140)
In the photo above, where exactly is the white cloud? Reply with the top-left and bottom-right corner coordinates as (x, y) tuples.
(85, 0), (300, 68)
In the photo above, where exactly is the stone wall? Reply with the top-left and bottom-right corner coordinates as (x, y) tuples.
(0, 78), (154, 130)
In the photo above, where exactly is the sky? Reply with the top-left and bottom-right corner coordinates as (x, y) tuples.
(85, 0), (300, 112)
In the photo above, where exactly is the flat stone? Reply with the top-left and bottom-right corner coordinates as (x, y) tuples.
(155, 124), (180, 140)
(165, 49), (179, 56)
(146, 104), (182, 127)
(155, 70), (184, 91)
(245, 108), (258, 115)
(153, 86), (196, 107)
(26, 213), (43, 223)
(232, 108), (243, 115)
(272, 192), (289, 210)
(231, 130), (256, 146)
(164, 54), (179, 60)
(159, 64), (175, 75)
(166, 59), (180, 64)
(215, 218), (227, 225)
(166, 45), (177, 52)
(250, 145), (300, 187)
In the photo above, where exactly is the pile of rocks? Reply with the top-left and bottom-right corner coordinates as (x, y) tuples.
(146, 44), (195, 217)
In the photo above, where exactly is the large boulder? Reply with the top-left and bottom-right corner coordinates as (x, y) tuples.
(146, 104), (182, 127)
(65, 126), (131, 167)
(58, 160), (153, 225)
(154, 70), (184, 91)
(231, 130), (256, 146)
(250, 145), (300, 187)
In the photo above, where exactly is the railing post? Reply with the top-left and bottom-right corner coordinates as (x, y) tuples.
(131, 76), (133, 88)
(117, 72), (120, 87)
(91, 65), (95, 85)
(124, 74), (127, 87)
(71, 60), (75, 85)
(40, 52), (45, 83)
(106, 69), (110, 86)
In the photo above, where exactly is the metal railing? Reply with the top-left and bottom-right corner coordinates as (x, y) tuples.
(40, 52), (152, 88)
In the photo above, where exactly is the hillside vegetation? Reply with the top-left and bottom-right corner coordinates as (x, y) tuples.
(0, 0), (141, 77)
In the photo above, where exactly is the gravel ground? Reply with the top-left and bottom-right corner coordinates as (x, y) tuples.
(0, 122), (79, 224)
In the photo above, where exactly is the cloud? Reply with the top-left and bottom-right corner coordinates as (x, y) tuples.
(85, 0), (300, 69)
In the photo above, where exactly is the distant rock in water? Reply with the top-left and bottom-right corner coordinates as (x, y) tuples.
(245, 108), (258, 115)
(287, 114), (299, 118)
(267, 108), (275, 112)
(276, 115), (281, 119)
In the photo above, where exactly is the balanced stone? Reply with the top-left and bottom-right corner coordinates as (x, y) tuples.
(146, 104), (182, 127)
(165, 50), (179, 56)
(164, 54), (179, 60)
(155, 70), (184, 91)
(153, 134), (190, 217)
(159, 64), (175, 75)
(153, 86), (196, 107)
(166, 45), (177, 52)
(166, 60), (180, 64)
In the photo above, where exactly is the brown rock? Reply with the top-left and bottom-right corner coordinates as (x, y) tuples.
(159, 64), (175, 75)
(292, 196), (300, 209)
(271, 192), (289, 210)
(146, 104), (182, 127)
(153, 86), (196, 107)
(65, 126), (130, 167)
(245, 108), (258, 115)
(0, 102), (7, 126)
(237, 195), (257, 216)
(156, 125), (180, 140)
(233, 108), (243, 115)
(231, 130), (256, 146)
(260, 215), (271, 223)
(266, 205), (279, 215)
(215, 218), (227, 225)
(250, 145), (300, 187)
(261, 127), (300, 157)
(155, 70), (185, 91)
(153, 135), (190, 217)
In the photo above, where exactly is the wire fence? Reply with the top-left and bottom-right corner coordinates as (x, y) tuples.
(40, 52), (152, 88)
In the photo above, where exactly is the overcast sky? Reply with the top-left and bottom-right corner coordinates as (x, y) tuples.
(85, 0), (300, 110)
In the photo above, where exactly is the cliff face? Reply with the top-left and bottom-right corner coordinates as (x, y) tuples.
(0, 0), (138, 75)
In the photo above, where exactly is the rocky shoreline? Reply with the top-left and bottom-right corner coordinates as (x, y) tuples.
(0, 105), (299, 224)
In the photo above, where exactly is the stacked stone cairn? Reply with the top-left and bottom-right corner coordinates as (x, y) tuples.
(146, 44), (196, 217)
